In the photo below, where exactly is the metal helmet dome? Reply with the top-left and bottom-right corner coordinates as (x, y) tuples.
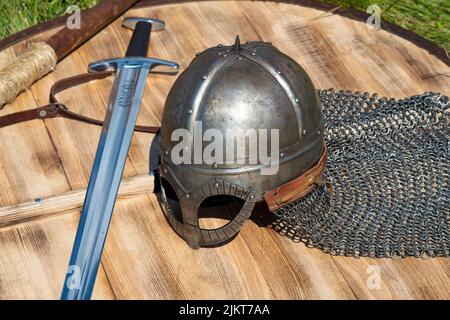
(156, 37), (326, 248)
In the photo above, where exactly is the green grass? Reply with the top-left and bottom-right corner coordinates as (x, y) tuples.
(0, 0), (448, 53)
(325, 0), (449, 53)
(0, 0), (99, 39)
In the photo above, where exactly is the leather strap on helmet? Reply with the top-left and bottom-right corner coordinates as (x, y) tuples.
(0, 71), (160, 134)
(263, 144), (327, 211)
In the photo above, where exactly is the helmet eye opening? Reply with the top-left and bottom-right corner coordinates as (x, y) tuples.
(198, 195), (244, 230)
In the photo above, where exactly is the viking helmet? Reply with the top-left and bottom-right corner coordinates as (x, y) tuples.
(155, 37), (326, 248)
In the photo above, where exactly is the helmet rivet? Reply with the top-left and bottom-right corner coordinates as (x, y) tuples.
(251, 52), (256, 56)
(187, 109), (193, 115)
(186, 194), (190, 199)
(249, 195), (255, 200)
(280, 153), (286, 159)
(202, 75), (208, 80)
(238, 56), (243, 60)
(277, 70), (282, 75)
(39, 110), (47, 117)
(218, 52), (223, 56)
(164, 150), (169, 156)
(223, 54), (228, 58)
(163, 168), (168, 173)
(213, 163), (218, 169)
(295, 97), (300, 104)
(302, 129), (307, 136)
(218, 44), (224, 47)
(214, 183), (219, 188)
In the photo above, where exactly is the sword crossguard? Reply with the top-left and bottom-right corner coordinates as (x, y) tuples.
(88, 57), (179, 73)
(87, 17), (178, 75)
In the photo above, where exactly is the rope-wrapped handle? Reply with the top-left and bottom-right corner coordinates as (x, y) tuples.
(0, 42), (56, 109)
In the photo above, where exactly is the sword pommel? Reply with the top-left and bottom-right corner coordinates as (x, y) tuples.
(122, 17), (165, 32)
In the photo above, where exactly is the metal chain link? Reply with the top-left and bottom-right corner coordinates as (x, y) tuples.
(273, 90), (449, 258)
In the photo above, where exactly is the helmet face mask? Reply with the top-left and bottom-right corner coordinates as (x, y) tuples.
(158, 173), (257, 248)
(155, 38), (326, 248)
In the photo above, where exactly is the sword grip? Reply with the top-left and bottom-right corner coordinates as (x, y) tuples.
(125, 21), (152, 57)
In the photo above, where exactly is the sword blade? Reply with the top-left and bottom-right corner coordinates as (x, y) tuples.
(61, 63), (150, 300)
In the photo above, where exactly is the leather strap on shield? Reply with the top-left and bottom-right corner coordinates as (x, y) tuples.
(0, 71), (159, 134)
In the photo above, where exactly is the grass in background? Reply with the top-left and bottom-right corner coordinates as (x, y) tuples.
(325, 0), (449, 52)
(0, 0), (448, 53)
(0, 0), (99, 39)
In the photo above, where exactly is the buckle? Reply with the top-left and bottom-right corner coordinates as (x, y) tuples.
(36, 103), (67, 119)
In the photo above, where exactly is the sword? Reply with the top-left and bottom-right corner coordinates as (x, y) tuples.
(61, 17), (179, 300)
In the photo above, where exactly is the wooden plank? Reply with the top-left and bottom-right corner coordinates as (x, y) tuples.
(0, 174), (154, 228)
(239, 219), (356, 299)
(98, 194), (353, 299)
(240, 1), (449, 96)
(332, 256), (450, 299)
(0, 0), (448, 300)
(0, 212), (115, 299)
(101, 194), (274, 299)
(0, 46), (71, 207)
